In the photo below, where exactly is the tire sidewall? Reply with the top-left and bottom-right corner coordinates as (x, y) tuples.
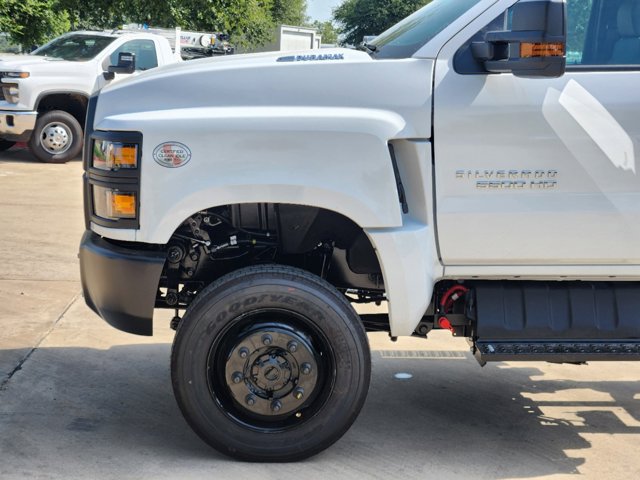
(172, 273), (370, 461)
(29, 110), (83, 163)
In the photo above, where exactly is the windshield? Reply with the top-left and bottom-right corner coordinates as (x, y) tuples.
(32, 34), (116, 61)
(369, 0), (484, 59)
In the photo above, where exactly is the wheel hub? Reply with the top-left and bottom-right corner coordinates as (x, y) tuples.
(224, 328), (318, 417)
(41, 122), (72, 154)
(251, 352), (292, 390)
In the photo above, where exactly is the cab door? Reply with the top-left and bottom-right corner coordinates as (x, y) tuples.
(96, 39), (160, 90)
(433, 0), (640, 267)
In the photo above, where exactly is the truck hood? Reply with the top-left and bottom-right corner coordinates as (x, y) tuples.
(95, 47), (434, 138)
(0, 54), (88, 72)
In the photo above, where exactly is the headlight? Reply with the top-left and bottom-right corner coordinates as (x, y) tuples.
(0, 72), (29, 78)
(92, 185), (137, 220)
(1, 83), (19, 103)
(92, 140), (138, 171)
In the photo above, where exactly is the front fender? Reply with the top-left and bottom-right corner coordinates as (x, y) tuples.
(97, 106), (410, 243)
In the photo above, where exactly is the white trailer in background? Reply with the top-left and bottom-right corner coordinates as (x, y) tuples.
(248, 25), (322, 53)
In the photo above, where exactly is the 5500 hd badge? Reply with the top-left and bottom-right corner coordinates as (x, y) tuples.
(456, 169), (559, 190)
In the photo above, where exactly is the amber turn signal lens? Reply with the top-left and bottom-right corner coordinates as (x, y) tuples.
(110, 192), (136, 218)
(92, 185), (137, 220)
(114, 145), (137, 167)
(92, 141), (138, 171)
(520, 42), (565, 58)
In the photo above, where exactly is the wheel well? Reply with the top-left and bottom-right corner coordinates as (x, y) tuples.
(157, 203), (385, 311)
(36, 93), (88, 129)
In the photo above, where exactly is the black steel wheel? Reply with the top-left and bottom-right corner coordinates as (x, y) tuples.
(171, 265), (371, 461)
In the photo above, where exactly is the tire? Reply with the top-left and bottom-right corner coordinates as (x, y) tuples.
(0, 139), (15, 151)
(28, 110), (83, 163)
(171, 265), (371, 462)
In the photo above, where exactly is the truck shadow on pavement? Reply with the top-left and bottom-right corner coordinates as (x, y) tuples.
(1, 344), (639, 478)
(0, 146), (81, 163)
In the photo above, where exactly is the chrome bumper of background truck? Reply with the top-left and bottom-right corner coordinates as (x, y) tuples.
(0, 110), (37, 141)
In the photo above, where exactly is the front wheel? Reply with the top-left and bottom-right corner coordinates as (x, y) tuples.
(171, 265), (371, 461)
(28, 110), (83, 163)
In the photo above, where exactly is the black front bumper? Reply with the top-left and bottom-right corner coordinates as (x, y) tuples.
(79, 230), (166, 335)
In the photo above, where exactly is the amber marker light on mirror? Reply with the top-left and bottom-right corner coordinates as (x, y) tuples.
(520, 43), (565, 58)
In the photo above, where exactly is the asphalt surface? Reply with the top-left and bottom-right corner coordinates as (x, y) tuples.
(1, 146), (640, 479)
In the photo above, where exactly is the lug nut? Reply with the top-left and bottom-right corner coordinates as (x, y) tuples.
(245, 395), (256, 406)
(301, 363), (312, 375)
(287, 341), (298, 353)
(232, 372), (243, 384)
(238, 347), (249, 359)
(293, 388), (304, 400)
(262, 334), (273, 346)
(271, 400), (282, 412)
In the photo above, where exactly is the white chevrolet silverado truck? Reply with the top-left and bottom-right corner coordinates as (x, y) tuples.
(78, 0), (640, 461)
(0, 30), (178, 162)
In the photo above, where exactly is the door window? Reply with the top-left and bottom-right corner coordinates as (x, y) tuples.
(110, 40), (158, 71)
(568, 0), (640, 66)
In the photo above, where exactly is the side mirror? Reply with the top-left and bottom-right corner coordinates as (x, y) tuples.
(472, 0), (566, 78)
(107, 52), (136, 75)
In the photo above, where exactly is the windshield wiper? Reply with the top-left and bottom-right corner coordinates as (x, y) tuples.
(357, 42), (377, 55)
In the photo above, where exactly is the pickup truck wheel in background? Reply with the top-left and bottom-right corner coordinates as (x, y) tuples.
(171, 265), (371, 461)
(0, 140), (16, 151)
(28, 110), (83, 163)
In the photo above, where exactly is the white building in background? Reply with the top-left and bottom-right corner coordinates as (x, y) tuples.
(247, 25), (322, 53)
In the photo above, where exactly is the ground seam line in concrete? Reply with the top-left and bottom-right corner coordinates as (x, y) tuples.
(0, 290), (82, 391)
(0, 278), (80, 283)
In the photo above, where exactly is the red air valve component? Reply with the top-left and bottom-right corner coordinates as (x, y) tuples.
(440, 285), (469, 312)
(439, 317), (455, 333)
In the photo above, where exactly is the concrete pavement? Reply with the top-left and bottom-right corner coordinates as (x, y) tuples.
(1, 147), (640, 479)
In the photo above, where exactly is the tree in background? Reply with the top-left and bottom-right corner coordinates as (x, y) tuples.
(311, 20), (338, 45)
(0, 0), (70, 50)
(58, 0), (128, 30)
(271, 0), (307, 26)
(0, 0), (310, 50)
(176, 0), (277, 48)
(333, 0), (429, 46)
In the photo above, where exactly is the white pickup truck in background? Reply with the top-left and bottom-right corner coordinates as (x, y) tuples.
(0, 28), (228, 163)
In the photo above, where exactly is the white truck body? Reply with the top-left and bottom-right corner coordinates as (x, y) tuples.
(92, 47), (437, 335)
(78, 0), (640, 461)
